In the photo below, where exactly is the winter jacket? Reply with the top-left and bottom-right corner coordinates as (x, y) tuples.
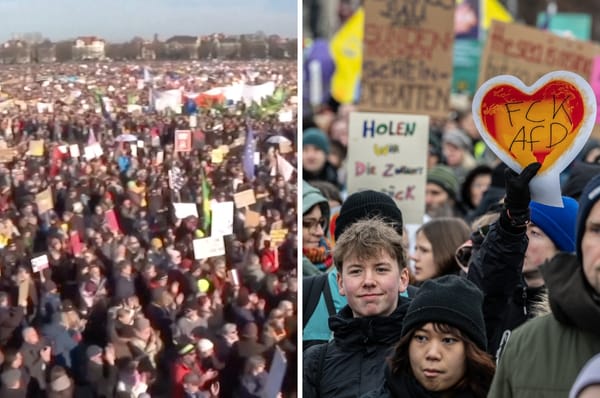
(488, 253), (600, 398)
(21, 340), (48, 391)
(80, 360), (118, 398)
(303, 296), (410, 398)
(467, 220), (543, 357)
(362, 365), (476, 398)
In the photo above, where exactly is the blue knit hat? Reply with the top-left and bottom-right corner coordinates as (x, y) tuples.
(576, 175), (600, 264)
(530, 196), (578, 253)
(303, 127), (330, 154)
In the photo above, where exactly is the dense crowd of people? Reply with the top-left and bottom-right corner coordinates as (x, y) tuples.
(0, 59), (298, 398)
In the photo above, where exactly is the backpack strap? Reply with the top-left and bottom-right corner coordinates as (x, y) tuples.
(315, 342), (329, 398)
(302, 273), (329, 328)
(322, 274), (336, 317)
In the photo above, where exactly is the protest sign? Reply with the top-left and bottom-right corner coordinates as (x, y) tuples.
(234, 189), (256, 208)
(479, 20), (600, 86)
(211, 148), (224, 164)
(211, 201), (234, 237)
(193, 236), (226, 260)
(347, 112), (429, 224)
(264, 346), (287, 398)
(359, 0), (454, 117)
(279, 141), (293, 154)
(69, 144), (80, 158)
(28, 140), (44, 156)
(173, 203), (199, 219)
(31, 254), (49, 273)
(174, 130), (192, 152)
(18, 280), (28, 306)
(244, 210), (261, 228)
(156, 150), (164, 165)
(0, 148), (16, 163)
(472, 71), (596, 207)
(269, 229), (288, 245)
(35, 188), (54, 214)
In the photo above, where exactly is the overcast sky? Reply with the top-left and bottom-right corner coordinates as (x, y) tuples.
(0, 0), (297, 42)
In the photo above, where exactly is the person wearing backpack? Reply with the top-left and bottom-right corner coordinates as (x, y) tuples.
(302, 190), (411, 350)
(303, 217), (411, 398)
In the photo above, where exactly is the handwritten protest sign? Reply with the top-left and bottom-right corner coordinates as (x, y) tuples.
(211, 148), (224, 164)
(359, 0), (455, 117)
(69, 144), (80, 158)
(211, 201), (234, 237)
(35, 188), (54, 214)
(174, 130), (192, 152)
(472, 71), (596, 207)
(347, 112), (429, 224)
(31, 254), (49, 273)
(269, 229), (288, 245)
(173, 203), (199, 219)
(480, 20), (600, 86)
(193, 236), (225, 260)
(234, 189), (256, 208)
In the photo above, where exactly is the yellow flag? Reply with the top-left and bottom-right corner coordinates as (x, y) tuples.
(330, 8), (364, 104)
(482, 0), (513, 30)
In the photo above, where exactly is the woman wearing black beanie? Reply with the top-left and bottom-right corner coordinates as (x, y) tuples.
(363, 275), (495, 398)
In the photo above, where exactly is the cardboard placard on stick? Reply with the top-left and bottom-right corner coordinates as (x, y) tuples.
(358, 1), (455, 118)
(18, 280), (28, 306)
(234, 189), (256, 208)
(35, 188), (54, 214)
(174, 130), (192, 152)
(0, 148), (16, 163)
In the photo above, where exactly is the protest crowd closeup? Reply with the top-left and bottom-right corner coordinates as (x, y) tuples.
(302, 1), (600, 398)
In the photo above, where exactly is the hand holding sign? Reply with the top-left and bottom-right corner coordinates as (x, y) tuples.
(472, 71), (596, 206)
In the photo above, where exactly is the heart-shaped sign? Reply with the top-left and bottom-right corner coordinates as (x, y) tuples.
(472, 71), (596, 207)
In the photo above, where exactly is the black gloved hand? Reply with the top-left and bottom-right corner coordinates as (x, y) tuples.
(502, 162), (541, 229)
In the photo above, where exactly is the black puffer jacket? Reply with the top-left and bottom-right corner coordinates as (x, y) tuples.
(467, 219), (544, 357)
(303, 296), (410, 398)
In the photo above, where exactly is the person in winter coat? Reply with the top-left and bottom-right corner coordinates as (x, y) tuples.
(302, 181), (332, 276)
(303, 217), (410, 398)
(0, 291), (25, 347)
(488, 174), (600, 397)
(467, 163), (579, 357)
(362, 275), (495, 398)
(236, 355), (268, 398)
(20, 327), (52, 392)
(302, 190), (409, 349)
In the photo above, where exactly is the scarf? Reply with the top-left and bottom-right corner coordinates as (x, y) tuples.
(302, 237), (332, 271)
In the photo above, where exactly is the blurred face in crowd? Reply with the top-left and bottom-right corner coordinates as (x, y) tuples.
(442, 143), (464, 167)
(469, 174), (491, 208)
(23, 327), (39, 345)
(523, 224), (557, 275)
(411, 231), (437, 283)
(425, 183), (451, 216)
(409, 323), (466, 393)
(303, 144), (326, 173)
(329, 118), (348, 147)
(337, 249), (407, 318)
(302, 205), (325, 249)
(581, 200), (600, 294)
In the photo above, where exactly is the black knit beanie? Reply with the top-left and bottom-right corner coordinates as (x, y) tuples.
(334, 190), (403, 240)
(401, 275), (487, 351)
(576, 174), (600, 264)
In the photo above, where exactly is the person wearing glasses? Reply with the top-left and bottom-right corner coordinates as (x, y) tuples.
(302, 181), (332, 277)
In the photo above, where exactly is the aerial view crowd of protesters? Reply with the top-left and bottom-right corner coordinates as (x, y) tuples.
(0, 59), (298, 398)
(301, 4), (600, 397)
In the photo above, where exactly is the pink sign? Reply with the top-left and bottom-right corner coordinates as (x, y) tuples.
(590, 56), (600, 124)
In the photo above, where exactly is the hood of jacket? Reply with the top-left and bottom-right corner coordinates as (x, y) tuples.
(541, 253), (600, 335)
(302, 180), (329, 219)
(329, 296), (410, 348)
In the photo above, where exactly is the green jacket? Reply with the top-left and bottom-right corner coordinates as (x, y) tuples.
(488, 253), (600, 398)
